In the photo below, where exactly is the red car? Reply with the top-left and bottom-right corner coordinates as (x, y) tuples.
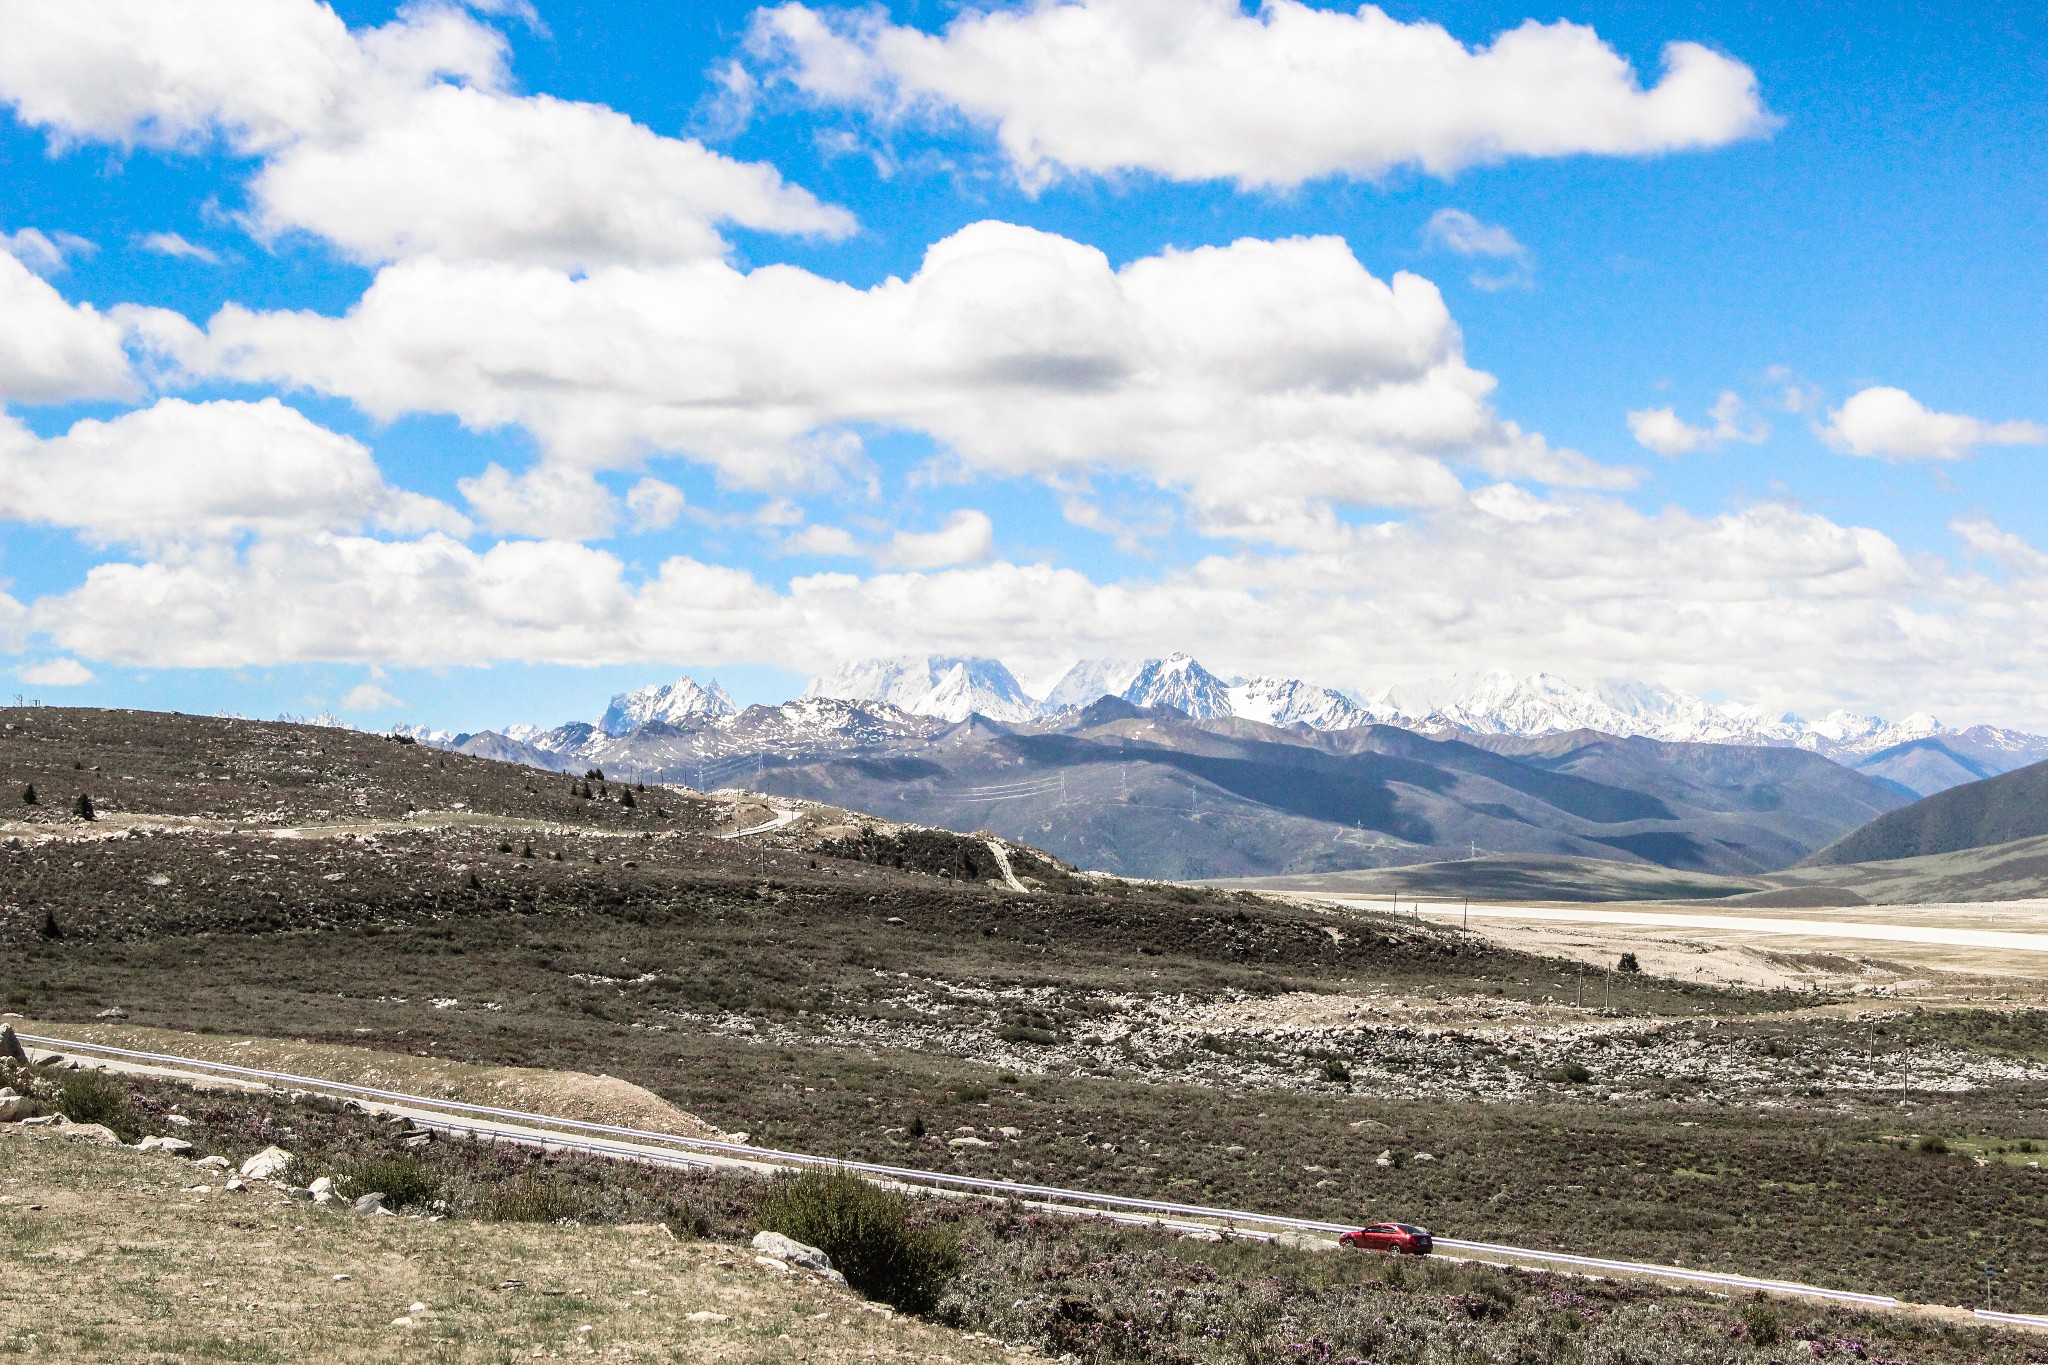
(1340, 1222), (1433, 1255)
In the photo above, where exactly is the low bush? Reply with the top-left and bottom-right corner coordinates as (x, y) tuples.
(336, 1155), (441, 1210)
(57, 1068), (137, 1139)
(1739, 1295), (1783, 1346)
(482, 1176), (587, 1223)
(757, 1172), (959, 1313)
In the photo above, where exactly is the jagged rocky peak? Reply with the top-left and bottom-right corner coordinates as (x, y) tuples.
(1121, 653), (1235, 720)
(599, 675), (736, 737)
(804, 655), (1040, 724)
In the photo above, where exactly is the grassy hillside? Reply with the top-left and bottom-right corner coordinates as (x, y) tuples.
(1803, 756), (2048, 866)
(10, 706), (2048, 1328)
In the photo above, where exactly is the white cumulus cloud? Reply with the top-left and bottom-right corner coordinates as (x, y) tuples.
(152, 221), (1632, 542)
(878, 509), (996, 569)
(457, 463), (619, 541)
(0, 0), (853, 270)
(0, 397), (464, 545)
(25, 499), (2048, 727)
(746, 0), (1775, 188)
(1627, 391), (1767, 456)
(1824, 386), (2046, 462)
(0, 247), (134, 402)
(16, 657), (94, 686)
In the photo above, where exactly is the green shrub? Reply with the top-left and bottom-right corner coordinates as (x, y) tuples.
(57, 1069), (137, 1138)
(336, 1155), (442, 1210)
(1739, 1296), (1782, 1345)
(1320, 1058), (1352, 1083)
(949, 1084), (989, 1103)
(1542, 1061), (1593, 1084)
(1917, 1135), (1950, 1155)
(1617, 952), (1641, 974)
(482, 1176), (586, 1223)
(757, 1171), (959, 1313)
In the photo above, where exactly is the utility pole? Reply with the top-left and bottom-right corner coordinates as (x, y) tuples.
(1462, 899), (1469, 931)
(1576, 964), (1585, 1009)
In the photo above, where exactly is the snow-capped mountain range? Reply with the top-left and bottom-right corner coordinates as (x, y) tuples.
(796, 652), (2048, 769)
(338, 651), (2048, 801)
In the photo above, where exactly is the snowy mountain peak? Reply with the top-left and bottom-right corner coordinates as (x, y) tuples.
(599, 675), (735, 737)
(1227, 676), (1370, 730)
(806, 655), (1039, 724)
(1039, 658), (1144, 709)
(1122, 653), (1234, 720)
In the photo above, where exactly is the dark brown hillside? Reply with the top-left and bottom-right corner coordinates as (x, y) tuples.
(1803, 755), (2048, 866)
(0, 706), (709, 829)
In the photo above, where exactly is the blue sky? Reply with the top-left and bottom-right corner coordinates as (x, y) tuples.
(1, 0), (2046, 732)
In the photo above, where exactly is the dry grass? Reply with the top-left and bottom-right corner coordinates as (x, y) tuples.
(0, 1135), (1021, 1363)
(13, 1018), (724, 1140)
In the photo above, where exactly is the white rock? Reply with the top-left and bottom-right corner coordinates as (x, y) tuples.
(165, 1114), (193, 1127)
(1413, 1152), (1436, 1163)
(239, 1145), (294, 1180)
(195, 1155), (231, 1170)
(687, 1310), (729, 1323)
(1273, 1231), (1339, 1253)
(1375, 1150), (1394, 1168)
(313, 1190), (349, 1209)
(0, 1090), (31, 1121)
(308, 1176), (334, 1197)
(752, 1230), (834, 1275)
(138, 1136), (194, 1156)
(948, 1136), (992, 1149)
(54, 1121), (120, 1145)
(352, 1193), (386, 1215)
(996, 1126), (1023, 1139)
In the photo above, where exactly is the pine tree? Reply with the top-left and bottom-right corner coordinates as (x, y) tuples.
(620, 788), (637, 809)
(73, 793), (95, 820)
(20, 783), (36, 805)
(38, 909), (61, 940)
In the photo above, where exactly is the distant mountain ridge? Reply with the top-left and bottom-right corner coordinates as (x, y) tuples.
(795, 654), (2048, 793)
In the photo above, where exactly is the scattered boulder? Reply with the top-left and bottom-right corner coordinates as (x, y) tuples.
(751, 1230), (836, 1276)
(195, 1155), (231, 1171)
(137, 1136), (194, 1156)
(313, 1189), (349, 1210)
(0, 1088), (32, 1121)
(996, 1126), (1023, 1139)
(1375, 1150), (1394, 1168)
(948, 1135), (992, 1149)
(1273, 1231), (1339, 1254)
(239, 1145), (294, 1180)
(686, 1310), (730, 1323)
(0, 1024), (25, 1063)
(54, 1121), (120, 1145)
(1178, 1228), (1224, 1243)
(352, 1192), (388, 1215)
(308, 1177), (335, 1197)
(94, 1007), (128, 1020)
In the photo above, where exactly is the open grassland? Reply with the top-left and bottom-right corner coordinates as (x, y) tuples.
(6, 1061), (2045, 1365)
(7, 708), (2048, 1340)
(0, 1135), (1004, 1364)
